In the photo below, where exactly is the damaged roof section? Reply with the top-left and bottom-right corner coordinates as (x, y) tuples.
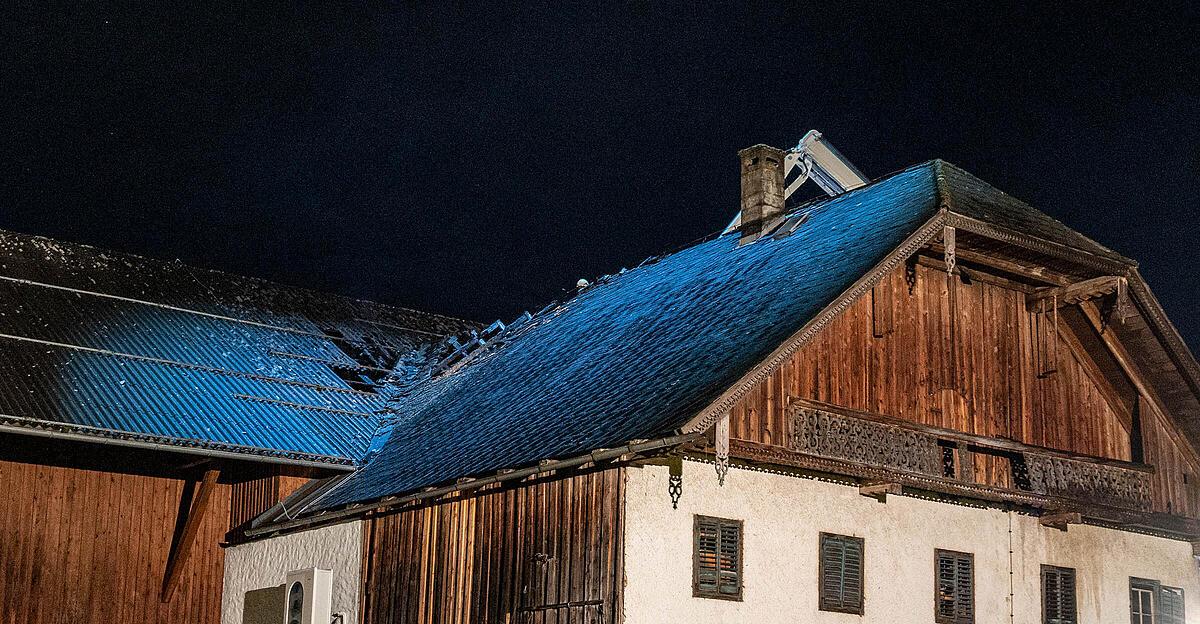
(0, 230), (475, 466)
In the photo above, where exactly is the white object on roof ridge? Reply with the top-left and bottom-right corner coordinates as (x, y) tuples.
(723, 130), (868, 235)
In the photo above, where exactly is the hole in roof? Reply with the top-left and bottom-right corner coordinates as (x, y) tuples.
(320, 326), (394, 393)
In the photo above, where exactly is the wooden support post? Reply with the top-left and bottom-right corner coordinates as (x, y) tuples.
(161, 467), (220, 603)
(1040, 511), (1082, 531)
(859, 481), (902, 502)
(956, 442), (974, 483)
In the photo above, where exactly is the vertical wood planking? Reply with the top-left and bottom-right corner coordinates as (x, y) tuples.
(732, 262), (1140, 492)
(363, 469), (625, 624)
(0, 457), (231, 623)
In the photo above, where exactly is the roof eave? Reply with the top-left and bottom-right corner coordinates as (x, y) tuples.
(0, 415), (359, 470)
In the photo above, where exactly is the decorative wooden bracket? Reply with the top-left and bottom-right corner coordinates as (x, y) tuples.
(859, 481), (902, 503)
(667, 456), (683, 509)
(161, 467), (220, 602)
(1039, 511), (1082, 531)
(714, 411), (730, 486)
(1026, 276), (1128, 311)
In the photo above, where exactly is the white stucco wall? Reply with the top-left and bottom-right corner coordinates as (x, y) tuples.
(221, 520), (363, 624)
(624, 461), (1200, 623)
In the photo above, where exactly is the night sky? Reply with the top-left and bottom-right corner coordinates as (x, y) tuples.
(3, 5), (1198, 346)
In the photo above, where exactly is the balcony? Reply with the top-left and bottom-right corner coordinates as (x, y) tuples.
(725, 400), (1198, 537)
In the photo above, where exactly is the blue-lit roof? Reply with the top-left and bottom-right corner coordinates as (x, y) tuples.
(316, 161), (963, 505)
(0, 231), (471, 465)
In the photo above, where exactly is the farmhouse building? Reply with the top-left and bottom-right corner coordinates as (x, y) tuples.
(3, 144), (1200, 623)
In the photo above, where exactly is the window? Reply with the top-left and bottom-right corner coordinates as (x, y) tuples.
(819, 533), (864, 614)
(1131, 578), (1186, 624)
(1041, 565), (1077, 624)
(1131, 578), (1157, 624)
(693, 515), (742, 600)
(935, 549), (974, 623)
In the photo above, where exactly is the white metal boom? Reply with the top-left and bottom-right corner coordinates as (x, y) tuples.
(723, 130), (868, 234)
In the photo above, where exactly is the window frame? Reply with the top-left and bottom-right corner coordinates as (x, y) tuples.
(934, 548), (975, 624)
(692, 515), (744, 602)
(1130, 577), (1159, 624)
(818, 532), (865, 615)
(1040, 564), (1077, 624)
(1130, 577), (1187, 624)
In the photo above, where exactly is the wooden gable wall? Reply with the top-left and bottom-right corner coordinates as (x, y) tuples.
(728, 260), (1200, 518)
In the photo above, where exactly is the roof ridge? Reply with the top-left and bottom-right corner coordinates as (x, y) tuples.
(928, 161), (1134, 265)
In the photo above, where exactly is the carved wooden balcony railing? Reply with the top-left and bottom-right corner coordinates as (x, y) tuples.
(777, 400), (1154, 513)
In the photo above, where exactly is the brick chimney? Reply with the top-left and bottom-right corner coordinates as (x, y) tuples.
(738, 144), (786, 241)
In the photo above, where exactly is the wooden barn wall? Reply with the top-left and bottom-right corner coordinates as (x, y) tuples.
(229, 465), (310, 532)
(1141, 403), (1200, 517)
(363, 469), (625, 624)
(730, 262), (1134, 489)
(0, 457), (231, 624)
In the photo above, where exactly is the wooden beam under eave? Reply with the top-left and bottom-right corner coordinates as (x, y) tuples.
(1027, 276), (1127, 310)
(1040, 511), (1083, 531)
(161, 467), (220, 603)
(859, 481), (903, 502)
(926, 243), (1073, 287)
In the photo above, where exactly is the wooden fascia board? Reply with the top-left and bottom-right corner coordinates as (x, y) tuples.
(1080, 300), (1200, 467)
(1127, 271), (1200, 399)
(942, 212), (1134, 276)
(679, 211), (951, 434)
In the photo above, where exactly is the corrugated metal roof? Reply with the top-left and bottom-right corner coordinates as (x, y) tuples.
(0, 229), (473, 465)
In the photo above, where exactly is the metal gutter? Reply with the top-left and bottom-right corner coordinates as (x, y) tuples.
(244, 432), (704, 538)
(0, 419), (357, 471)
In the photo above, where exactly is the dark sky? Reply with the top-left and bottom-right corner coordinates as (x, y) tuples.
(3, 4), (1198, 345)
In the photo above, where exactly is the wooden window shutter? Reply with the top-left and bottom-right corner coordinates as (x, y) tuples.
(1041, 565), (1077, 624)
(935, 549), (974, 624)
(693, 515), (742, 601)
(1161, 586), (1186, 624)
(819, 533), (864, 614)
